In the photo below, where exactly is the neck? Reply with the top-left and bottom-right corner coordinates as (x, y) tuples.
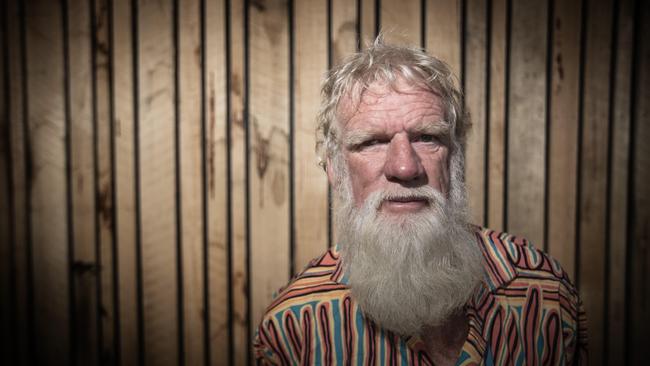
(420, 311), (469, 366)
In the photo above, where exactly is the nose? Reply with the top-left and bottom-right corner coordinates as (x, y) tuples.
(383, 134), (425, 182)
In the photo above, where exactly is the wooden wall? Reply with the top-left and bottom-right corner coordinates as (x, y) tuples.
(1, 0), (648, 365)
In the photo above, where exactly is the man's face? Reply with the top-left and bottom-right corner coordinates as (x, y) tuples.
(328, 81), (483, 335)
(329, 80), (451, 214)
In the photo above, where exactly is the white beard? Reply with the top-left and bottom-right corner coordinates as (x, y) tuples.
(333, 156), (484, 336)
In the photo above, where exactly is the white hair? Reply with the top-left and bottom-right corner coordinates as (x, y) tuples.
(316, 36), (470, 172)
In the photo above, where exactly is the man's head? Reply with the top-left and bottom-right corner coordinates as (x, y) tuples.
(316, 37), (469, 180)
(316, 39), (484, 336)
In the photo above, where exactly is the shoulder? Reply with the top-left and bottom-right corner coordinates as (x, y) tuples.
(475, 227), (576, 290)
(263, 247), (349, 317)
(475, 227), (582, 318)
(253, 248), (351, 363)
(474, 227), (588, 364)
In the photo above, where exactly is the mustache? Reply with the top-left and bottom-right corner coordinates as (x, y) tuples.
(367, 186), (446, 209)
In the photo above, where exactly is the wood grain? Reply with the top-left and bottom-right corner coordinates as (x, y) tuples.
(607, 0), (634, 362)
(507, 0), (547, 247)
(178, 0), (206, 364)
(26, 0), (70, 363)
(68, 0), (98, 363)
(6, 0), (29, 363)
(547, 0), (581, 281)
(138, 0), (178, 364)
(204, 0), (229, 364)
(294, 0), (329, 272)
(380, 0), (421, 45)
(359, 0), (377, 47)
(629, 2), (650, 362)
(0, 6), (10, 361)
(487, 0), (506, 231)
(331, 0), (358, 64)
(578, 1), (614, 363)
(228, 0), (248, 363)
(112, 0), (139, 364)
(426, 0), (462, 78)
(92, 0), (116, 361)
(463, 0), (487, 226)
(248, 0), (291, 336)
(2, 2), (650, 364)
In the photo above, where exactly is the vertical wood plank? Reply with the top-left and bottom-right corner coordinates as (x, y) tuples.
(381, 0), (421, 45)
(228, 0), (249, 362)
(26, 0), (70, 363)
(464, 0), (487, 226)
(6, 2), (650, 365)
(547, 0), (581, 281)
(138, 0), (178, 364)
(331, 0), (358, 64)
(68, 0), (98, 363)
(93, 0), (116, 362)
(0, 5), (11, 361)
(507, 0), (547, 247)
(607, 0), (634, 362)
(294, 0), (329, 271)
(249, 0), (291, 334)
(359, 0), (377, 47)
(229, 0), (249, 362)
(112, 0), (139, 364)
(178, 0), (206, 364)
(6, 0), (29, 363)
(486, 0), (506, 232)
(426, 0), (462, 78)
(629, 2), (650, 362)
(205, 0), (229, 363)
(578, 0), (614, 363)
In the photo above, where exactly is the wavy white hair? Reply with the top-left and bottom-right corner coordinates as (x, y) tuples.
(316, 36), (470, 173)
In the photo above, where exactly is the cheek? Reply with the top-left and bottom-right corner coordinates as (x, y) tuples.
(424, 150), (450, 192)
(346, 154), (385, 203)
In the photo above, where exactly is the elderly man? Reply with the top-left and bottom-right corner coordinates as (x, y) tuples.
(254, 40), (587, 365)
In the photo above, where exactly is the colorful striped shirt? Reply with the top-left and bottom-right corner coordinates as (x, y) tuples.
(254, 228), (588, 365)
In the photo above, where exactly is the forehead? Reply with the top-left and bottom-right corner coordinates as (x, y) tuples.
(337, 81), (444, 132)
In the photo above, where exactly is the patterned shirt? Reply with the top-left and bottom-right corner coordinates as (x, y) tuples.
(254, 228), (588, 365)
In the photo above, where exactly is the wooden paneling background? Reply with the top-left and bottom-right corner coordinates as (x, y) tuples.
(1, 0), (648, 365)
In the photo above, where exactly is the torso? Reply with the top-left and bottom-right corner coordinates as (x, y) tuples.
(254, 228), (588, 365)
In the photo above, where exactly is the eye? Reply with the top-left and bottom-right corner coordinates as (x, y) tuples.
(362, 139), (381, 146)
(415, 134), (438, 143)
(357, 138), (387, 149)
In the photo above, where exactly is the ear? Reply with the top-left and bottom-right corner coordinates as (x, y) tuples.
(326, 157), (336, 186)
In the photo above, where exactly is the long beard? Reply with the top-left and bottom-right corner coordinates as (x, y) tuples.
(334, 158), (484, 336)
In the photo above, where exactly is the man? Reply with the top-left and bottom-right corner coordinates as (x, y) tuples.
(254, 39), (587, 365)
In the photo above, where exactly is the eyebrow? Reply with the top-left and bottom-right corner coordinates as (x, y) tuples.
(342, 120), (451, 149)
(342, 130), (378, 148)
(409, 121), (450, 136)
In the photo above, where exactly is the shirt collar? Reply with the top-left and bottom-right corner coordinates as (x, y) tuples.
(474, 228), (518, 293)
(329, 244), (348, 285)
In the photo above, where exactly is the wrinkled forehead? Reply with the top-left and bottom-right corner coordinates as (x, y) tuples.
(335, 79), (442, 128)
